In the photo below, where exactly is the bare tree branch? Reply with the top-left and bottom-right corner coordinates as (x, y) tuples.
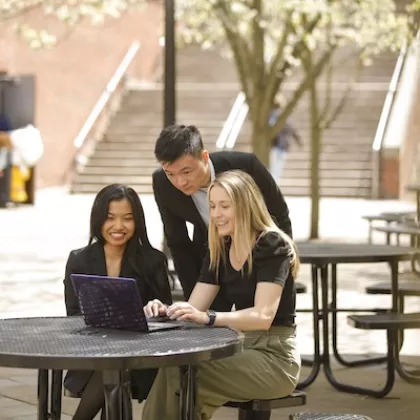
(276, 13), (322, 92)
(46, 24), (77, 46)
(250, 0), (266, 123)
(318, 17), (333, 125)
(321, 55), (364, 130)
(251, 0), (264, 80)
(0, 4), (41, 22)
(213, 1), (254, 106)
(260, 11), (293, 120)
(268, 45), (335, 140)
(320, 51), (333, 125)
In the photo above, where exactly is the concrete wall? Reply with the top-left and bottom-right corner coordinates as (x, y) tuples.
(400, 62), (420, 200)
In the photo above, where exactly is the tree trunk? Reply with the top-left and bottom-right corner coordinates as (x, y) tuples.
(310, 124), (322, 239)
(251, 123), (271, 167)
(308, 86), (322, 239)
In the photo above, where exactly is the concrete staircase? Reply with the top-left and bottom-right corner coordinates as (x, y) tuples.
(279, 86), (387, 197)
(71, 86), (251, 195)
(71, 52), (397, 197)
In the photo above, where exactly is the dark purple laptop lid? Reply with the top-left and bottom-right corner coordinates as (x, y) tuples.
(71, 274), (149, 333)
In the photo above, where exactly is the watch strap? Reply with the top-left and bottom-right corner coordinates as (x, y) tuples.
(206, 310), (216, 327)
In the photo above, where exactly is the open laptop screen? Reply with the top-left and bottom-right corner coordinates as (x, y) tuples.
(71, 274), (149, 332)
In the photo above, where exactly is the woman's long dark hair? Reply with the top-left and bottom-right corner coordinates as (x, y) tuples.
(89, 184), (167, 293)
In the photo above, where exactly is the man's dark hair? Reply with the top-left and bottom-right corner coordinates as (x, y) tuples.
(154, 124), (204, 163)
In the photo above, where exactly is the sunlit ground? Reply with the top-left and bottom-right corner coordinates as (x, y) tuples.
(1, 187), (418, 357)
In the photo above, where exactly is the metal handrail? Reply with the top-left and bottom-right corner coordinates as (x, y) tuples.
(216, 91), (248, 150)
(73, 41), (141, 149)
(371, 43), (407, 198)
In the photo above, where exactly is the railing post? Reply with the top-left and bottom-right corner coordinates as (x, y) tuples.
(371, 149), (382, 199)
(370, 44), (407, 199)
(164, 0), (176, 128)
(216, 92), (248, 150)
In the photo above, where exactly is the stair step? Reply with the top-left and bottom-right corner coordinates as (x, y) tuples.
(71, 183), (154, 195)
(90, 148), (255, 160)
(84, 159), (159, 168)
(71, 181), (371, 198)
(98, 136), (374, 149)
(284, 161), (372, 170)
(279, 177), (371, 189)
(78, 165), (373, 178)
(77, 162), (373, 178)
(279, 186), (371, 198)
(73, 174), (153, 185)
(283, 169), (372, 178)
(289, 151), (372, 159)
(88, 150), (372, 161)
(108, 118), (379, 130)
(105, 126), (244, 136)
(83, 155), (372, 170)
(73, 169), (373, 187)
(101, 137), (253, 146)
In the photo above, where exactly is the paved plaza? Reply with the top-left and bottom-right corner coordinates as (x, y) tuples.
(0, 187), (419, 419)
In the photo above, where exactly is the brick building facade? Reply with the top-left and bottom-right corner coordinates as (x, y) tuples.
(0, 2), (162, 187)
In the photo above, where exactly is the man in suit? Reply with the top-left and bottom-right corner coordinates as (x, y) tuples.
(153, 124), (292, 310)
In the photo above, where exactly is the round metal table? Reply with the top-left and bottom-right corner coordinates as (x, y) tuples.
(0, 317), (243, 420)
(296, 242), (418, 396)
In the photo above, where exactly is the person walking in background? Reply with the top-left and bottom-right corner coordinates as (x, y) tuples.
(269, 100), (303, 183)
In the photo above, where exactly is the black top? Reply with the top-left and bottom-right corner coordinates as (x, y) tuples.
(199, 231), (296, 326)
(63, 242), (172, 317)
(0, 317), (243, 370)
(152, 151), (292, 304)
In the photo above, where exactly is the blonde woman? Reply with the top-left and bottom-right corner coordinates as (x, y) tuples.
(143, 170), (301, 420)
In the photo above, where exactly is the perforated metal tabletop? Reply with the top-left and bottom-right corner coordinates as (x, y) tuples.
(0, 317), (243, 370)
(297, 242), (417, 264)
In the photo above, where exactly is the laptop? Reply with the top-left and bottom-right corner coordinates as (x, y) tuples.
(71, 274), (182, 333)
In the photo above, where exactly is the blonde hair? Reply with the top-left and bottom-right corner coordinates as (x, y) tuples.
(208, 170), (299, 279)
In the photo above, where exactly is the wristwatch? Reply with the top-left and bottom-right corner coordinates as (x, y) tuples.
(206, 310), (216, 327)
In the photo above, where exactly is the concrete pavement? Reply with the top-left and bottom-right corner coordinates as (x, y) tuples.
(0, 187), (419, 419)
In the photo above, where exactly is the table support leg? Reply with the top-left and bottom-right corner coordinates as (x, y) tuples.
(103, 370), (132, 420)
(37, 370), (49, 420)
(390, 259), (420, 382)
(322, 265), (395, 397)
(394, 327), (420, 383)
(298, 265), (321, 389)
(50, 370), (63, 420)
(179, 365), (197, 420)
(416, 191), (420, 222)
(330, 264), (387, 367)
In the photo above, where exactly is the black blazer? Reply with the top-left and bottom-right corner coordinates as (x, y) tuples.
(63, 241), (172, 398)
(152, 151), (292, 304)
(64, 241), (172, 317)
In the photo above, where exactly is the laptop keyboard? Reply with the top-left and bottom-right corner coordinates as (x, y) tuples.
(147, 316), (171, 323)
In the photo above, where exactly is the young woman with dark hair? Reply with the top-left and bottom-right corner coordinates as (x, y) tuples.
(63, 183), (171, 420)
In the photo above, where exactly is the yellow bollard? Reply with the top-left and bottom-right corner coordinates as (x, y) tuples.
(10, 165), (29, 203)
